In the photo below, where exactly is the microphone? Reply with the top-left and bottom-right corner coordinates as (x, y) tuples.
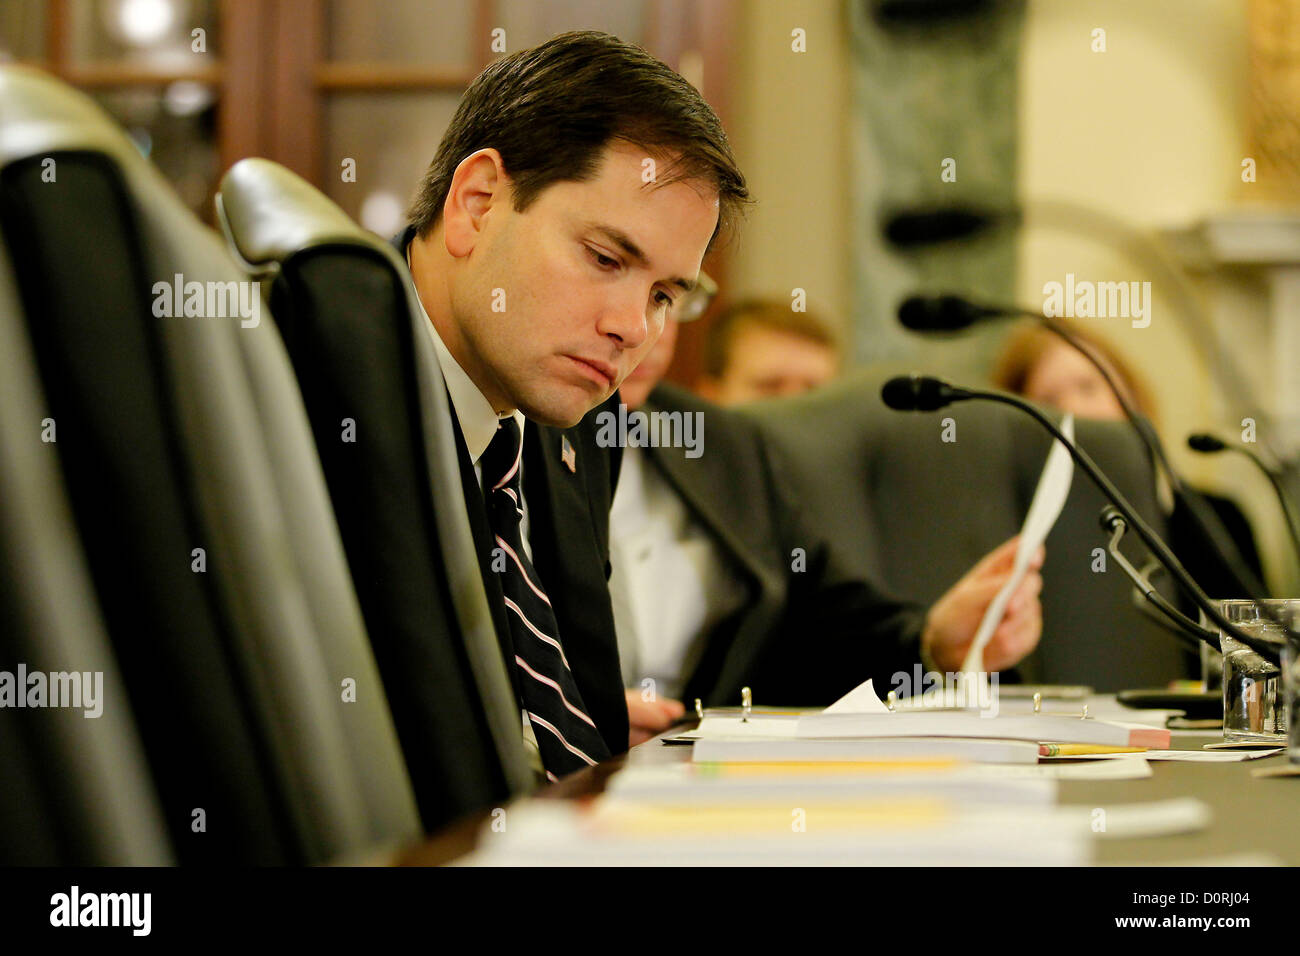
(1097, 506), (1217, 652)
(873, 1), (997, 28)
(895, 293), (1268, 599)
(879, 373), (971, 412)
(882, 207), (1002, 248)
(1187, 432), (1300, 566)
(897, 295), (1001, 332)
(880, 374), (1285, 664)
(1187, 434), (1226, 454)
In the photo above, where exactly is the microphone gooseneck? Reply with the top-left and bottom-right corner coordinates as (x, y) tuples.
(894, 293), (1268, 599)
(1187, 432), (1300, 568)
(880, 374), (1285, 665)
(1099, 506), (1221, 653)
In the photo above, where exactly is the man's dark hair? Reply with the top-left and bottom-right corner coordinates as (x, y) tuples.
(407, 31), (749, 247)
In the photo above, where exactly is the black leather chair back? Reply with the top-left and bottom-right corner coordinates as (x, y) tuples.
(0, 66), (420, 863)
(218, 158), (533, 830)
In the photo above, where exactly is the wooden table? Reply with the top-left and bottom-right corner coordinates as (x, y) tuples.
(396, 717), (1300, 866)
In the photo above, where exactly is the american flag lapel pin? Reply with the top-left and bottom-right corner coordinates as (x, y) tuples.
(561, 435), (577, 473)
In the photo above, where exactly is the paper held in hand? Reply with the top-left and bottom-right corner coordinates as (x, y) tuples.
(959, 413), (1075, 691)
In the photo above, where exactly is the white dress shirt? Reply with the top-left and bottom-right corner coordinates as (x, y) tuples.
(608, 445), (747, 701)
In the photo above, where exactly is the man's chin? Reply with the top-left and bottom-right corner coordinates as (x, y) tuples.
(516, 390), (600, 429)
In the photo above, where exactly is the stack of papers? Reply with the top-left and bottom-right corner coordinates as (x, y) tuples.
(679, 679), (1172, 765)
(461, 789), (1211, 866)
(460, 799), (1092, 866)
(457, 679), (1215, 865)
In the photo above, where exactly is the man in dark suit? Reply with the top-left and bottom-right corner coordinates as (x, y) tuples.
(393, 32), (748, 777)
(613, 316), (1044, 744)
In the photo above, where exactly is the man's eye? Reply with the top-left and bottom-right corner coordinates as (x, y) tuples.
(653, 290), (674, 308)
(587, 247), (619, 270)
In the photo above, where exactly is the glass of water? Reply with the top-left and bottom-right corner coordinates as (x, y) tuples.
(1216, 600), (1288, 743)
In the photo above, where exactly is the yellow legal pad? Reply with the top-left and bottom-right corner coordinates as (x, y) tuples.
(589, 798), (952, 835)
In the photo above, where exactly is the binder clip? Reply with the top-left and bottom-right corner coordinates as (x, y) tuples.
(885, 690), (897, 712)
(740, 686), (752, 723)
(694, 698), (704, 720)
(1033, 690), (1087, 718)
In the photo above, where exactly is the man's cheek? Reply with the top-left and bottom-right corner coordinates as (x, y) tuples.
(632, 335), (661, 371)
(646, 315), (666, 346)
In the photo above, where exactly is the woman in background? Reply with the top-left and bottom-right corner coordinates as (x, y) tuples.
(991, 319), (1263, 599)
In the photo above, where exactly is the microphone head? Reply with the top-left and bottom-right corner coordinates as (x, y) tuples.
(881, 206), (998, 246)
(897, 294), (996, 332)
(1187, 433), (1227, 454)
(881, 374), (958, 412)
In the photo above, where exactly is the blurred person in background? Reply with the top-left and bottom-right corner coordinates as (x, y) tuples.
(616, 302), (1044, 746)
(991, 319), (1263, 598)
(696, 298), (841, 404)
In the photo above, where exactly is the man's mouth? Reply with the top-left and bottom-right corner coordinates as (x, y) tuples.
(564, 355), (617, 389)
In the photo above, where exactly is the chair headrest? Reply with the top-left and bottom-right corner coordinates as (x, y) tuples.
(0, 65), (145, 170)
(217, 158), (394, 273)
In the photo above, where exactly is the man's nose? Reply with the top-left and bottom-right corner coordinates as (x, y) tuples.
(596, 294), (650, 351)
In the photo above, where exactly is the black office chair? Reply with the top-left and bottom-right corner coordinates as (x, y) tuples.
(0, 66), (420, 863)
(216, 158), (534, 831)
(0, 220), (172, 865)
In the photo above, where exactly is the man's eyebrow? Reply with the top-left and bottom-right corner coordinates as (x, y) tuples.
(589, 224), (697, 293)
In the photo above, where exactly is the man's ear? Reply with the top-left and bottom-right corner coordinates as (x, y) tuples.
(443, 148), (508, 258)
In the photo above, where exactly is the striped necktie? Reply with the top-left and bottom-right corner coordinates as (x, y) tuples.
(480, 417), (611, 780)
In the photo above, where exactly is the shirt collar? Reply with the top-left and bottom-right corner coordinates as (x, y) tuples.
(406, 250), (524, 465)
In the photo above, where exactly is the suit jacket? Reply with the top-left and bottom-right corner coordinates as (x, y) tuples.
(640, 383), (925, 706)
(393, 227), (628, 756)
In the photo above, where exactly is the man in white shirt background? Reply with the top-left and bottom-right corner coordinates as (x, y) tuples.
(613, 311), (1044, 745)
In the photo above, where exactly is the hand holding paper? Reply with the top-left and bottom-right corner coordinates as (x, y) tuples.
(920, 535), (1046, 676)
(919, 415), (1072, 680)
(959, 414), (1075, 678)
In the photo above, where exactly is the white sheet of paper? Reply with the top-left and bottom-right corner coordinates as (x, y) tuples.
(689, 716), (800, 739)
(822, 678), (891, 715)
(960, 414), (1075, 679)
(1070, 797), (1211, 839)
(973, 759), (1153, 781)
(1041, 748), (1284, 763)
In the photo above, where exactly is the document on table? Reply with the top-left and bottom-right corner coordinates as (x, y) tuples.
(796, 711), (1171, 749)
(975, 759), (1153, 781)
(671, 679), (889, 742)
(960, 414), (1074, 680)
(1041, 748), (1284, 762)
(822, 678), (892, 714)
(607, 762), (1059, 805)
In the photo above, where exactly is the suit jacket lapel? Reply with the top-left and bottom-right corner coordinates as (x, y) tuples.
(639, 391), (790, 706)
(640, 401), (772, 591)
